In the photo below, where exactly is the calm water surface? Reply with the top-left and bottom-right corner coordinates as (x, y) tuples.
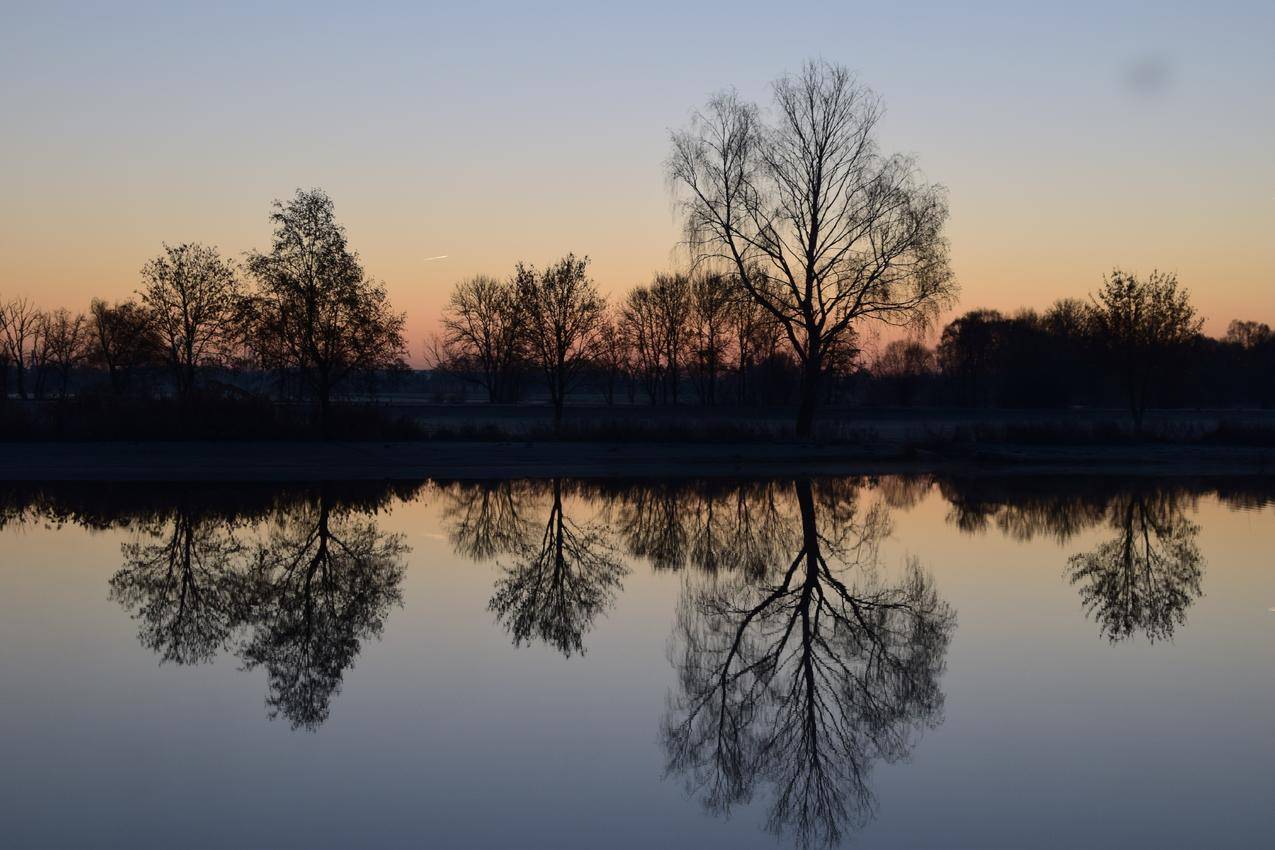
(1, 476), (1271, 849)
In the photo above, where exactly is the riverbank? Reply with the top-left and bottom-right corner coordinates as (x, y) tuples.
(1, 440), (1271, 481)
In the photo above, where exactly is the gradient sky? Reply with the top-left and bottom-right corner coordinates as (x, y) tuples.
(2, 1), (1272, 361)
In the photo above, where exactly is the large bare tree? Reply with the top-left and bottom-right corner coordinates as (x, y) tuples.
(668, 60), (954, 436)
(139, 242), (245, 403)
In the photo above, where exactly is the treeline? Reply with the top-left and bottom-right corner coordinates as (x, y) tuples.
(436, 265), (1274, 427)
(882, 276), (1274, 421)
(0, 188), (406, 431)
(431, 266), (839, 415)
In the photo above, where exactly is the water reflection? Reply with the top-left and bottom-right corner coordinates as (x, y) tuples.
(937, 476), (1213, 642)
(486, 479), (626, 657)
(109, 507), (246, 665)
(237, 490), (407, 729)
(1066, 491), (1203, 643)
(661, 480), (954, 848)
(105, 485), (409, 729)
(0, 474), (1268, 847)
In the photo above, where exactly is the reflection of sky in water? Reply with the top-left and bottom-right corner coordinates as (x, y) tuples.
(0, 477), (1272, 849)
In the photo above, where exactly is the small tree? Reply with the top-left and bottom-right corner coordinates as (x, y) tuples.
(436, 275), (524, 402)
(649, 273), (692, 404)
(1090, 269), (1202, 431)
(246, 189), (407, 431)
(139, 242), (245, 403)
(40, 309), (91, 399)
(0, 298), (43, 399)
(621, 284), (665, 405)
(515, 254), (606, 432)
(89, 299), (158, 396)
(593, 311), (631, 406)
(873, 339), (935, 406)
(688, 272), (733, 405)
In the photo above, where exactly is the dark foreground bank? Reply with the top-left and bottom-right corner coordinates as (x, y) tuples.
(2, 439), (1272, 481)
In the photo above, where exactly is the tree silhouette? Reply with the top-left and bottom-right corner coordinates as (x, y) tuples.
(1090, 269), (1202, 431)
(487, 480), (626, 657)
(513, 254), (607, 432)
(435, 274), (526, 403)
(238, 492), (407, 729)
(245, 188), (407, 431)
(668, 60), (954, 436)
(663, 480), (954, 848)
(138, 242), (245, 404)
(1067, 491), (1204, 643)
(109, 510), (247, 665)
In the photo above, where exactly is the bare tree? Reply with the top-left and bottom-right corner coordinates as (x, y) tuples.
(621, 284), (666, 405)
(514, 254), (606, 432)
(620, 273), (693, 405)
(688, 271), (734, 405)
(436, 274), (524, 402)
(0, 298), (43, 399)
(88, 298), (158, 396)
(1090, 269), (1202, 431)
(668, 60), (954, 436)
(245, 189), (408, 431)
(593, 310), (631, 405)
(138, 242), (245, 403)
(40, 309), (90, 398)
(650, 273), (692, 404)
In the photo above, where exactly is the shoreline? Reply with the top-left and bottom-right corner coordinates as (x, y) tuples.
(1, 440), (1272, 481)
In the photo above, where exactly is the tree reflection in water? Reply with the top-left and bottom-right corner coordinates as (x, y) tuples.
(238, 492), (407, 729)
(939, 476), (1208, 643)
(1067, 491), (1203, 643)
(662, 479), (955, 848)
(109, 508), (246, 665)
(107, 486), (408, 730)
(486, 479), (626, 657)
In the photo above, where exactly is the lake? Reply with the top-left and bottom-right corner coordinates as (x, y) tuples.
(1, 475), (1271, 849)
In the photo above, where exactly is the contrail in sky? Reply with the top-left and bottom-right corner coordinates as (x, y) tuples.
(424, 255), (449, 262)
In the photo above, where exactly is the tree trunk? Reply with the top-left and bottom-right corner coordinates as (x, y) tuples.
(795, 356), (821, 439)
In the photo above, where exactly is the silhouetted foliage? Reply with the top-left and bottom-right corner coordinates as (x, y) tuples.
(1091, 269), (1203, 430)
(95, 483), (411, 729)
(245, 189), (408, 430)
